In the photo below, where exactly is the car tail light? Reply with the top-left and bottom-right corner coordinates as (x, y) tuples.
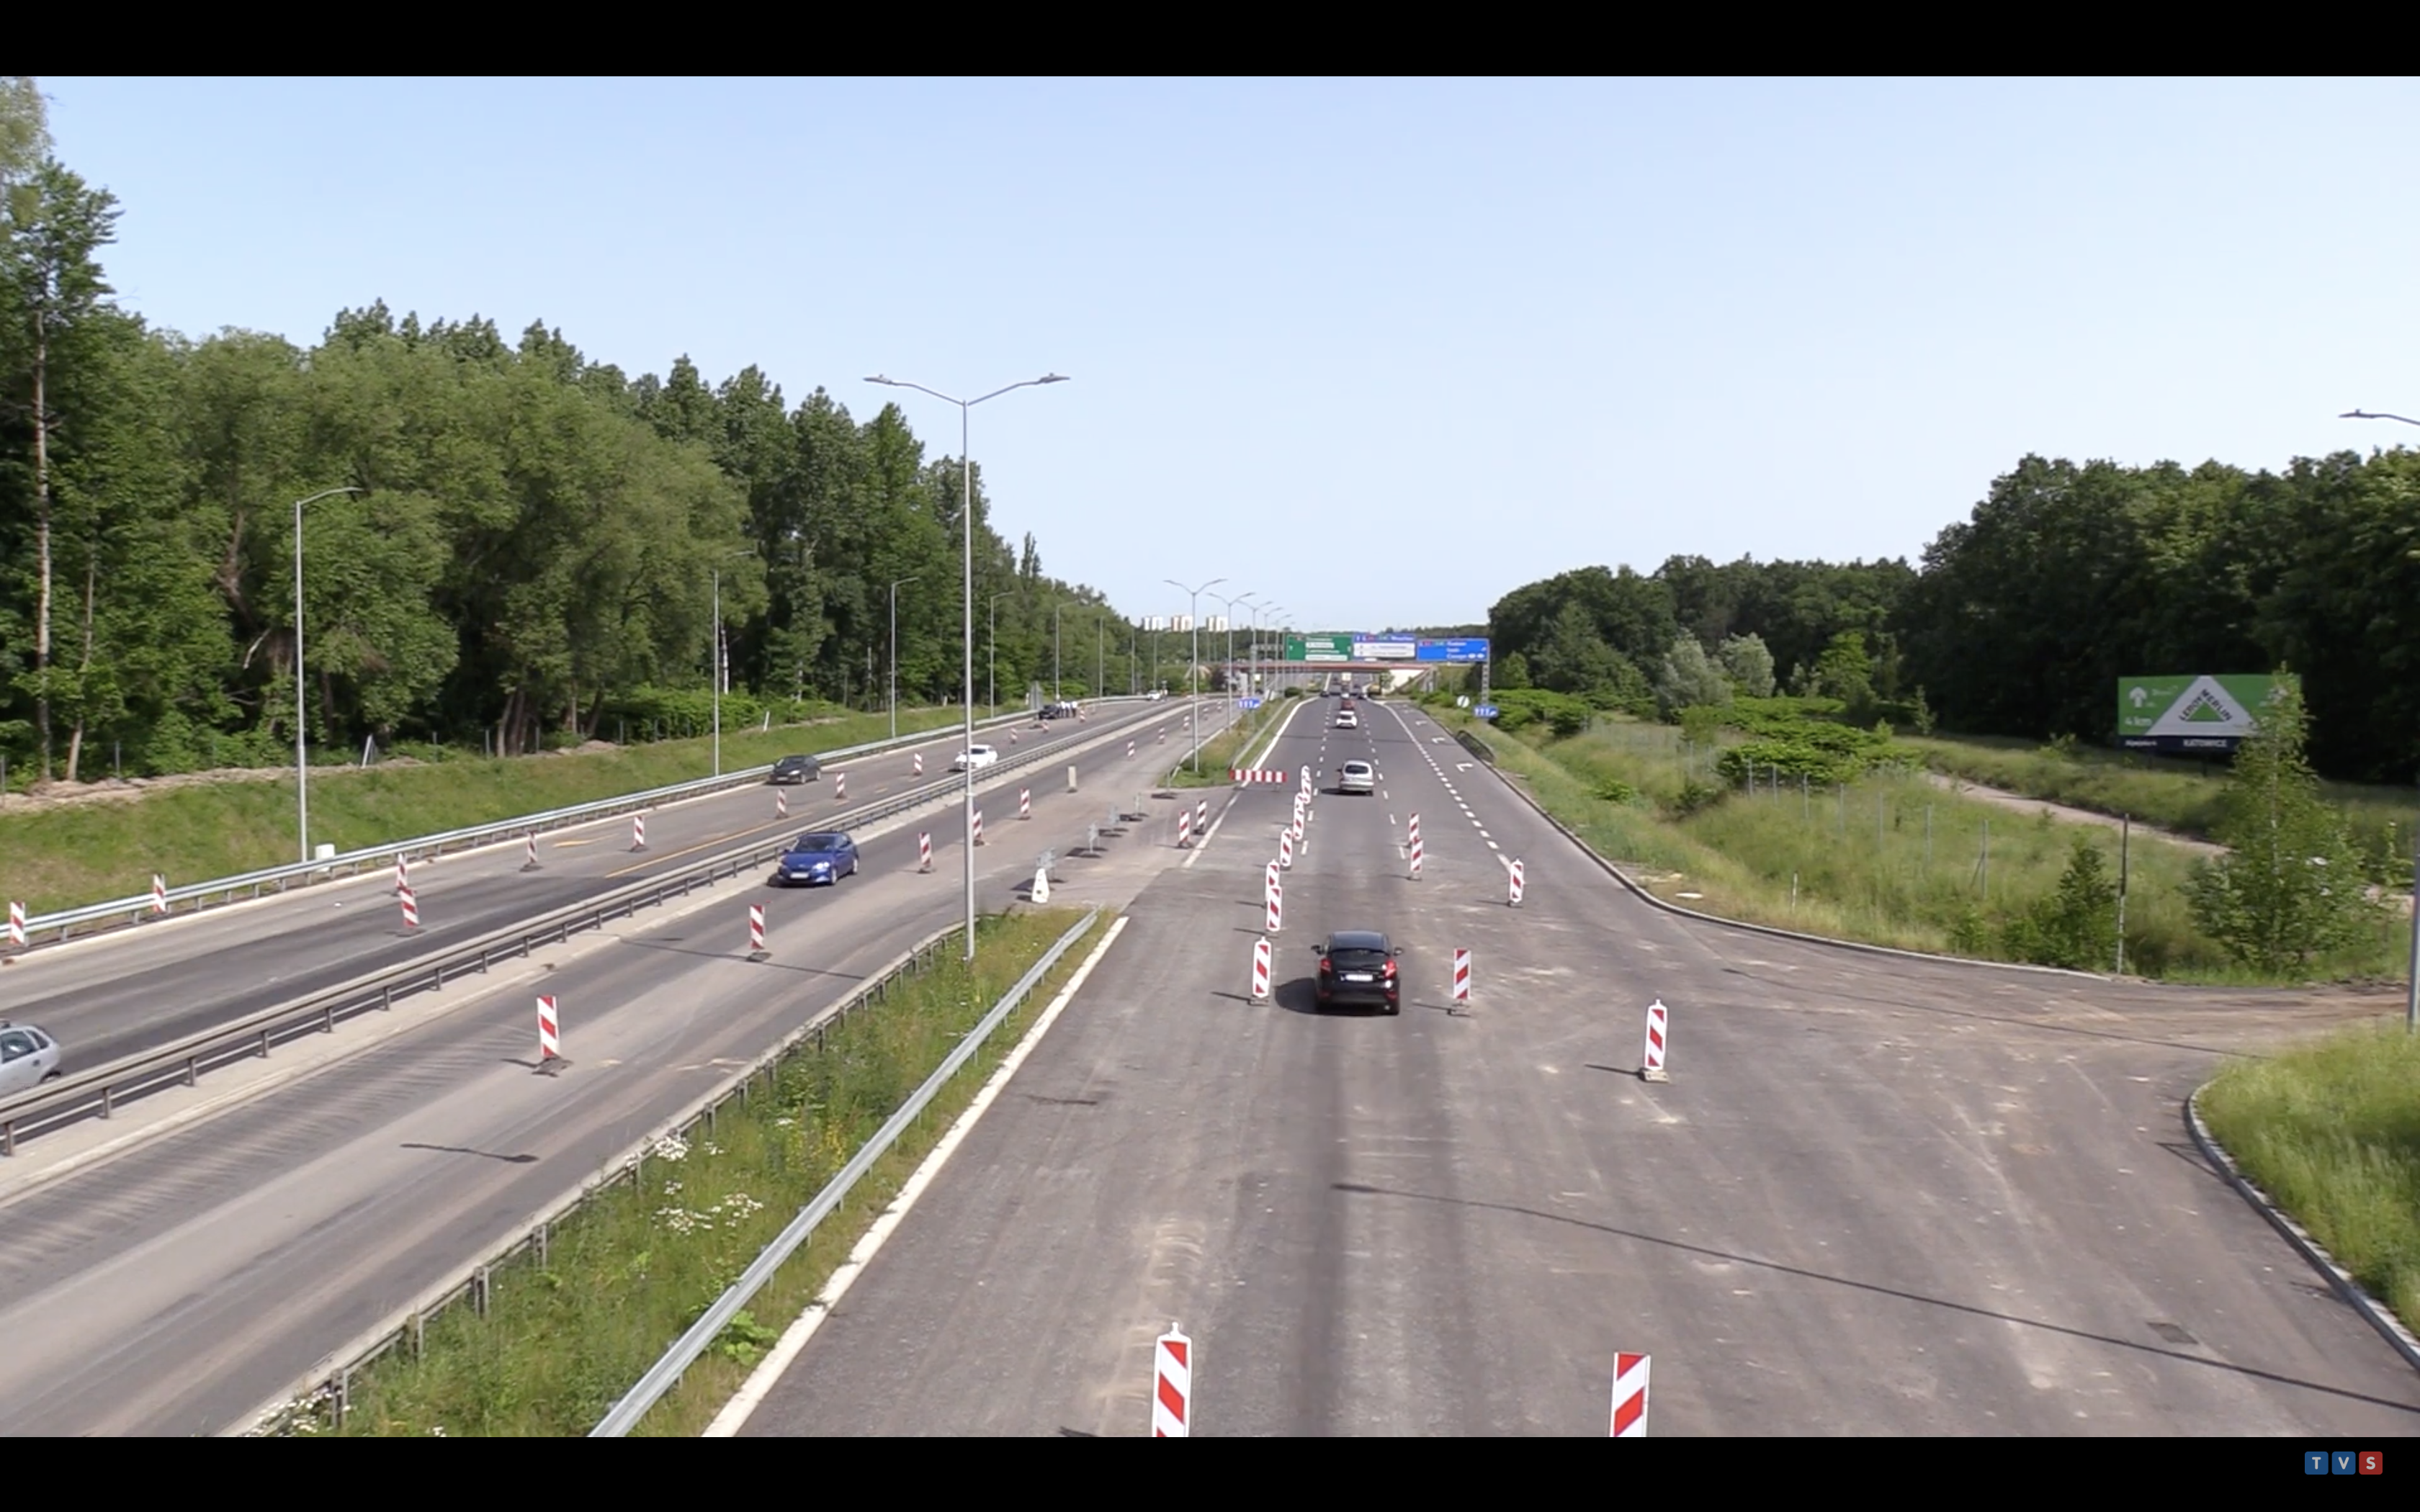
(1319, 958), (1332, 973)
(1383, 959), (1397, 978)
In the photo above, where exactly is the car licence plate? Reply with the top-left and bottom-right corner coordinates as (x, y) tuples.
(1343, 972), (1373, 983)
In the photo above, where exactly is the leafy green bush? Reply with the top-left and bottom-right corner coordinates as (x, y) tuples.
(1999, 835), (2119, 969)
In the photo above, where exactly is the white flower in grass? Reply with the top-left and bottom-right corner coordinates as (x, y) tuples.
(652, 1134), (690, 1162)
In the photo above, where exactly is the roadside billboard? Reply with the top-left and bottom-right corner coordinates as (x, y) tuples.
(2115, 673), (2298, 754)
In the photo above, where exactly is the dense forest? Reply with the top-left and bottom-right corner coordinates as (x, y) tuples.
(0, 83), (1155, 788)
(1485, 452), (2420, 785)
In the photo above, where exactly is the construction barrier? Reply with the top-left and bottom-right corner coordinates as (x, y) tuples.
(521, 833), (542, 872)
(1021, 787), (1032, 820)
(913, 752), (923, 778)
(1452, 948), (1471, 1009)
(631, 814), (647, 852)
(1279, 830), (1294, 870)
(151, 874), (168, 915)
(1509, 858), (1525, 906)
(537, 995), (561, 1063)
(1155, 1325), (1193, 1436)
(973, 809), (986, 847)
(1252, 936), (1271, 999)
(1611, 1353), (1649, 1436)
(918, 832), (933, 871)
(748, 904), (767, 960)
(1177, 810), (1193, 848)
(1642, 1000), (1670, 1082)
(835, 772), (846, 801)
(5, 899), (24, 950)
(1193, 799), (1209, 836)
(1228, 768), (1288, 784)
(776, 790), (788, 819)
(1266, 885), (1283, 934)
(398, 883), (419, 930)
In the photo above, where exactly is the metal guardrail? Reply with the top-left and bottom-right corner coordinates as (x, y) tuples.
(0, 708), (1157, 1156)
(590, 906), (1104, 1436)
(238, 914), (973, 1437)
(4, 701), (1151, 954)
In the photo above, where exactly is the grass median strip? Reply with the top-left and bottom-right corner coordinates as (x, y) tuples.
(1162, 703), (1275, 788)
(2198, 1026), (2420, 1338)
(297, 905), (1104, 1438)
(0, 707), (969, 915)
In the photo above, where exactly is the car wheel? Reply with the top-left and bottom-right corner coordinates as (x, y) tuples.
(1386, 999), (1401, 1016)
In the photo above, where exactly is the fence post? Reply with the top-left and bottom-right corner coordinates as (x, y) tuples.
(2116, 814), (2130, 975)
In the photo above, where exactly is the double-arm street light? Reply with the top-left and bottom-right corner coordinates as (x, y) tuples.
(889, 575), (920, 740)
(1250, 603), (1286, 703)
(1052, 600), (1067, 704)
(294, 485), (364, 864)
(1165, 577), (1224, 774)
(986, 591), (1015, 715)
(2343, 406), (2420, 1032)
(866, 372), (1068, 963)
(1209, 589), (1257, 706)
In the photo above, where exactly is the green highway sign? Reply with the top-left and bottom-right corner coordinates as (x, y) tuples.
(1286, 634), (1354, 662)
(2116, 673), (2298, 754)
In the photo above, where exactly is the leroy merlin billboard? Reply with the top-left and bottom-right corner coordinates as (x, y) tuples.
(2115, 673), (2299, 754)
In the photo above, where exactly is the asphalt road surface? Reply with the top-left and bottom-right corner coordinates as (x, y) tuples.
(733, 695), (2420, 1436)
(0, 700), (1240, 1434)
(0, 703), (1170, 1070)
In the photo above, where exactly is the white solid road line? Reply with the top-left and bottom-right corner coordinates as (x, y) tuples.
(705, 912), (1134, 1437)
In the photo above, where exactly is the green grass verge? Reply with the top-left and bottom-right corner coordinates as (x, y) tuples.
(1904, 732), (2420, 846)
(1437, 706), (2405, 984)
(2199, 1025), (2420, 1336)
(301, 905), (1103, 1437)
(1162, 702), (1280, 789)
(0, 707), (969, 914)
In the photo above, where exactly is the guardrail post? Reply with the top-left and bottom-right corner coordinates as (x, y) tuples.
(185, 1056), (197, 1086)
(323, 1005), (334, 1034)
(100, 1084), (113, 1120)
(3, 1120), (13, 1157)
(537, 1223), (549, 1268)
(475, 1266), (490, 1318)
(336, 1367), (350, 1428)
(480, 948), (490, 973)
(381, 986), (393, 1012)
(259, 1029), (271, 1058)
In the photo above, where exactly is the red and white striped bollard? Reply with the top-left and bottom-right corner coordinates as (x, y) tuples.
(1610, 1352), (1650, 1436)
(1176, 810), (1193, 848)
(1641, 999), (1670, 1082)
(748, 903), (768, 960)
(1452, 948), (1471, 1011)
(151, 873), (169, 915)
(918, 832), (933, 871)
(835, 771), (846, 801)
(398, 883), (420, 930)
(972, 809), (985, 847)
(522, 832), (542, 872)
(1020, 787), (1031, 820)
(1265, 884), (1283, 934)
(913, 752), (923, 778)
(1508, 858), (1525, 906)
(776, 789), (788, 819)
(5, 899), (24, 950)
(1154, 1323), (1192, 1436)
(537, 995), (561, 1063)
(631, 814), (647, 852)
(1127, 739), (1135, 758)
(1252, 935), (1272, 998)
(1278, 829), (1294, 870)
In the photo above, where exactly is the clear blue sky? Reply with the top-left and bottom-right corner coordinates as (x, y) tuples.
(37, 77), (2420, 635)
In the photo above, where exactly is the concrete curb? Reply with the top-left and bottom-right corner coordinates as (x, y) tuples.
(1411, 706), (2115, 983)
(2184, 1084), (2420, 1377)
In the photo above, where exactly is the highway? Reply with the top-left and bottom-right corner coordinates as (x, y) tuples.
(0, 697), (1243, 1434)
(0, 703), (1170, 1071)
(727, 694), (2420, 1436)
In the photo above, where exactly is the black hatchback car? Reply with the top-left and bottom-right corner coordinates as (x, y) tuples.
(1313, 931), (1401, 1014)
(768, 754), (820, 784)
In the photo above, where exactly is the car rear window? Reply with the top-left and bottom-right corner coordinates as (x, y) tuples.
(1328, 948), (1389, 971)
(793, 834), (846, 850)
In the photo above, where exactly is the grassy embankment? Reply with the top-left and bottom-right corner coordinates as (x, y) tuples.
(0, 706), (967, 914)
(306, 906), (1103, 1437)
(2199, 1027), (2420, 1337)
(1160, 694), (1291, 790)
(1904, 732), (2420, 849)
(1435, 706), (2406, 984)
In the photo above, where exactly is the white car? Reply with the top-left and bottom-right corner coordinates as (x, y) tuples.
(953, 744), (1000, 772)
(1337, 760), (1376, 795)
(1335, 711), (1358, 730)
(0, 1022), (63, 1097)
(1147, 689), (1167, 701)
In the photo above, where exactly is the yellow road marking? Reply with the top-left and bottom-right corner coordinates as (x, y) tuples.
(552, 838), (596, 848)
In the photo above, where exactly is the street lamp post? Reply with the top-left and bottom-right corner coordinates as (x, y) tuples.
(866, 372), (1068, 963)
(1250, 603), (1284, 706)
(889, 575), (920, 740)
(1165, 577), (1224, 775)
(1209, 589), (1256, 736)
(293, 485), (363, 864)
(1052, 601), (1065, 704)
(986, 591), (1014, 716)
(1095, 611), (1106, 704)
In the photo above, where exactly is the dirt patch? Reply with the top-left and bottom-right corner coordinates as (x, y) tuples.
(1923, 770), (2227, 858)
(0, 754), (440, 816)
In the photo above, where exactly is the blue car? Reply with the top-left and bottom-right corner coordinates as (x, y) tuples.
(774, 832), (859, 886)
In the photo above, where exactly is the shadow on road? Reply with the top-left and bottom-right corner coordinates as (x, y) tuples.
(1327, 1180), (2420, 1416)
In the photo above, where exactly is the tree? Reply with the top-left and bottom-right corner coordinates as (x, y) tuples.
(2, 160), (121, 778)
(2184, 679), (2375, 973)
(2003, 834), (2118, 970)
(1654, 636), (1732, 720)
(0, 77), (47, 184)
(1716, 632), (1776, 698)
(1810, 630), (1876, 716)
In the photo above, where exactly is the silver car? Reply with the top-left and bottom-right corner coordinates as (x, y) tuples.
(1337, 760), (1376, 795)
(0, 1022), (63, 1098)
